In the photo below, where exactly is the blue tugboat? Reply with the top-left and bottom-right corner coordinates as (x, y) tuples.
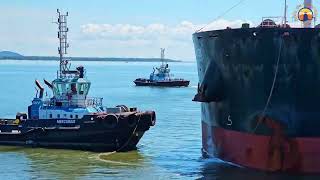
(134, 48), (190, 87)
(0, 10), (156, 152)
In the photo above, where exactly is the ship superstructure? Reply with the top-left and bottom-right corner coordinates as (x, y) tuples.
(30, 10), (102, 121)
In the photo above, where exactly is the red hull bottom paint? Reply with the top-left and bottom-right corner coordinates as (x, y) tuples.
(202, 121), (320, 173)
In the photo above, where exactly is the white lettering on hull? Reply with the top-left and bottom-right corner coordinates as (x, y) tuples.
(57, 120), (76, 124)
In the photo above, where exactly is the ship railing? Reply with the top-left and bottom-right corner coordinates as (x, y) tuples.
(260, 16), (284, 28)
(85, 97), (103, 107)
(69, 97), (103, 107)
(43, 97), (103, 107)
(43, 98), (72, 107)
(172, 78), (185, 80)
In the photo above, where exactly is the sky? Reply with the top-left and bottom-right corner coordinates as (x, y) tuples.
(0, 0), (313, 61)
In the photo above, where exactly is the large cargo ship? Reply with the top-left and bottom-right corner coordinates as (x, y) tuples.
(193, 0), (320, 173)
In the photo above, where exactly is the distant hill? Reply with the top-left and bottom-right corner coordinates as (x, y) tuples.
(0, 52), (182, 62)
(20, 56), (181, 62)
(0, 51), (23, 58)
(0, 51), (181, 62)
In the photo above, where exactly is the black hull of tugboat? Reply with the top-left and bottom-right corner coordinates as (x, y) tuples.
(193, 27), (320, 173)
(134, 79), (190, 87)
(0, 112), (155, 152)
(0, 128), (144, 152)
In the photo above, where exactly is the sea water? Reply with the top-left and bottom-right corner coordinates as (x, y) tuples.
(0, 60), (317, 179)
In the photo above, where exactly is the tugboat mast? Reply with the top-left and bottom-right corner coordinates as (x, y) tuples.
(160, 48), (165, 66)
(55, 9), (69, 78)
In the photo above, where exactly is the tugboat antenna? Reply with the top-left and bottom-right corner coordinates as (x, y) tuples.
(161, 48), (165, 66)
(55, 9), (69, 78)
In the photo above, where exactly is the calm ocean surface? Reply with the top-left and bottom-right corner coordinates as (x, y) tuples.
(0, 60), (318, 180)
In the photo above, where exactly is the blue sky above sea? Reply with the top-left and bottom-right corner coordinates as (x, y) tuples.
(0, 0), (312, 61)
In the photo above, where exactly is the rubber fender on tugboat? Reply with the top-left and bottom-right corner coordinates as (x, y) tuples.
(104, 114), (118, 128)
(126, 114), (138, 128)
(145, 111), (156, 126)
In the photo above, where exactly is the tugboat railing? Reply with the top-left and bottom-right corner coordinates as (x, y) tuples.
(43, 97), (103, 107)
(85, 97), (103, 107)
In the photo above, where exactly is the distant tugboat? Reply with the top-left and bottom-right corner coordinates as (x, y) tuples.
(0, 9), (156, 152)
(134, 48), (190, 87)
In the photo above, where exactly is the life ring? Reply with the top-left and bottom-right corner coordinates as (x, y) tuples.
(104, 114), (118, 128)
(13, 119), (20, 125)
(126, 114), (138, 128)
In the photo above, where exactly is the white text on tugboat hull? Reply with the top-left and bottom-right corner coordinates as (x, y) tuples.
(57, 120), (76, 124)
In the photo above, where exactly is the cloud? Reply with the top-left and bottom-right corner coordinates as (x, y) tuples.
(78, 19), (250, 60)
(80, 19), (250, 41)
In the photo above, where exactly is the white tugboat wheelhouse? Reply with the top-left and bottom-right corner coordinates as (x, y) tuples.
(29, 9), (103, 121)
(149, 48), (174, 81)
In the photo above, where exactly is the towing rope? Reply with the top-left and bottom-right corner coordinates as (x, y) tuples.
(196, 0), (247, 32)
(114, 114), (142, 152)
(252, 37), (284, 133)
(97, 114), (142, 162)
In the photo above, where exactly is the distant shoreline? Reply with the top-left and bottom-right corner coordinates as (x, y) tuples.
(0, 56), (182, 62)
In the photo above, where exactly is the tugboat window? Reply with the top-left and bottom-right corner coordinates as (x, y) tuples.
(53, 81), (71, 96)
(64, 114), (67, 117)
(75, 115), (79, 119)
(78, 83), (90, 95)
(49, 114), (53, 119)
(70, 115), (73, 119)
(57, 114), (60, 118)
(71, 83), (77, 94)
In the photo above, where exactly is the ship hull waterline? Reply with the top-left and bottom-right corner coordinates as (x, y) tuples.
(134, 79), (190, 87)
(202, 121), (320, 173)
